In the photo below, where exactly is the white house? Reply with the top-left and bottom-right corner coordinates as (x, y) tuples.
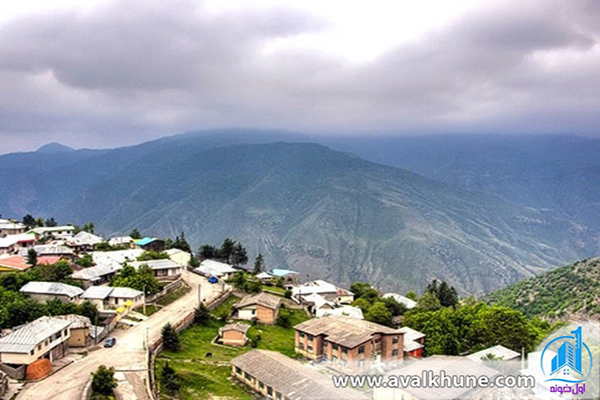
(107, 236), (133, 247)
(128, 259), (183, 278)
(20, 281), (84, 303)
(194, 259), (237, 279)
(316, 305), (364, 320)
(0, 316), (72, 366)
(28, 226), (75, 239)
(80, 286), (144, 310)
(66, 231), (104, 251)
(292, 280), (354, 304)
(165, 248), (192, 266)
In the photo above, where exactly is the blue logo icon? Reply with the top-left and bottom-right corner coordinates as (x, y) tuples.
(541, 326), (593, 384)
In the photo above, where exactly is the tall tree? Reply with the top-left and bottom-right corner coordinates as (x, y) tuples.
(130, 228), (142, 239)
(231, 243), (248, 266)
(91, 365), (118, 396)
(161, 323), (180, 352)
(161, 362), (181, 393)
(45, 217), (58, 227)
(22, 214), (36, 228)
(219, 238), (236, 263)
(198, 245), (218, 260)
(27, 248), (37, 267)
(253, 253), (264, 273)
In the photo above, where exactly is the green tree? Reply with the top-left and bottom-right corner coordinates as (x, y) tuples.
(382, 296), (407, 317)
(253, 253), (264, 273)
(352, 298), (372, 313)
(365, 302), (393, 327)
(91, 365), (118, 396)
(79, 254), (94, 268)
(219, 238), (236, 263)
(417, 291), (442, 311)
(193, 303), (211, 326)
(171, 232), (191, 253)
(112, 264), (159, 295)
(437, 281), (459, 307)
(405, 291), (418, 301)
(350, 282), (379, 300)
(198, 244), (218, 260)
(161, 362), (181, 393)
(276, 308), (292, 328)
(81, 222), (95, 234)
(27, 249), (37, 266)
(45, 217), (58, 227)
(78, 301), (99, 322)
(161, 323), (180, 352)
(231, 243), (248, 266)
(22, 214), (36, 228)
(189, 254), (200, 269)
(129, 228), (142, 239)
(136, 251), (169, 261)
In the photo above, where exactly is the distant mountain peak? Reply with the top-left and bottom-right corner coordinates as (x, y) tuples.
(36, 142), (75, 153)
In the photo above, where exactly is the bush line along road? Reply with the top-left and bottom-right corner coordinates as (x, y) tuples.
(16, 270), (221, 400)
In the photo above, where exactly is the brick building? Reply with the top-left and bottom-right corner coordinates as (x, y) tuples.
(294, 316), (405, 371)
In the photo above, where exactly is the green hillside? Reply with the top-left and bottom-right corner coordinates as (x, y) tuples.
(484, 257), (600, 319)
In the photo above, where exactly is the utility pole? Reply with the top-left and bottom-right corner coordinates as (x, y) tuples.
(198, 283), (202, 306)
(143, 284), (147, 316)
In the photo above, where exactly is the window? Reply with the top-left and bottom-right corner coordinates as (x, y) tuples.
(37, 344), (41, 351)
(332, 343), (338, 351)
(342, 347), (348, 354)
(359, 359), (365, 367)
(268, 386), (273, 396)
(298, 342), (304, 350)
(276, 392), (282, 400)
(30, 350), (34, 356)
(375, 338), (381, 344)
(299, 332), (305, 338)
(392, 336), (398, 344)
(235, 367), (242, 374)
(358, 345), (365, 354)
(332, 356), (338, 363)
(259, 382), (264, 389)
(307, 345), (313, 353)
(392, 349), (398, 357)
(307, 334), (314, 341)
(53, 333), (61, 341)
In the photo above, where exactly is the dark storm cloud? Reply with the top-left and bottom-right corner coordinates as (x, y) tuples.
(0, 0), (599, 153)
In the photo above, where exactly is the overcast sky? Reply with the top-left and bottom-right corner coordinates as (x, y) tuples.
(0, 0), (599, 153)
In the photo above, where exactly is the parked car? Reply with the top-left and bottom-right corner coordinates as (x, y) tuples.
(208, 276), (218, 284)
(104, 337), (117, 348)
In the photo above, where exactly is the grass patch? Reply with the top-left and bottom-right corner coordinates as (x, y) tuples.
(134, 304), (159, 316)
(211, 295), (240, 317)
(250, 308), (309, 357)
(261, 285), (286, 296)
(156, 286), (191, 307)
(156, 359), (252, 400)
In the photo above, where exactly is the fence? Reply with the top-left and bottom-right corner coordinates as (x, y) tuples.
(146, 278), (184, 303)
(147, 288), (233, 399)
(0, 362), (26, 380)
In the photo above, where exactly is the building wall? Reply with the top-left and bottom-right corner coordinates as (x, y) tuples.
(294, 330), (325, 360)
(221, 330), (247, 346)
(26, 293), (75, 304)
(238, 307), (256, 321)
(68, 327), (89, 348)
(232, 366), (286, 399)
(0, 326), (70, 365)
(256, 305), (277, 324)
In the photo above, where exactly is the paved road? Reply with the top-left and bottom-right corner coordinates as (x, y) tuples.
(17, 270), (223, 400)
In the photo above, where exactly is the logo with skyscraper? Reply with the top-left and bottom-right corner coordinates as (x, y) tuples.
(541, 326), (593, 383)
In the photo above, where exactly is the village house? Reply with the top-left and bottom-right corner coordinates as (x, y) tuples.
(374, 356), (500, 400)
(0, 219), (26, 237)
(0, 316), (72, 368)
(107, 236), (133, 248)
(194, 259), (237, 280)
(316, 304), (364, 319)
(19, 281), (84, 303)
(165, 248), (192, 266)
(218, 323), (250, 347)
(0, 255), (61, 274)
(233, 292), (282, 324)
(301, 292), (335, 315)
(467, 344), (520, 363)
(383, 292), (417, 309)
(399, 326), (426, 358)
(53, 315), (104, 348)
(255, 272), (274, 283)
(80, 286), (144, 310)
(19, 244), (75, 260)
(66, 231), (104, 252)
(28, 226), (75, 240)
(128, 259), (183, 279)
(132, 237), (165, 252)
(71, 263), (122, 288)
(292, 280), (354, 305)
(0, 233), (36, 255)
(231, 350), (368, 400)
(294, 316), (405, 371)
(92, 249), (143, 265)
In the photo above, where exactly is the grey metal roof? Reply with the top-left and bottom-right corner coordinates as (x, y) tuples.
(128, 259), (183, 270)
(72, 263), (122, 281)
(109, 287), (143, 299)
(232, 350), (368, 400)
(81, 286), (114, 299)
(0, 317), (72, 354)
(467, 345), (520, 362)
(20, 281), (83, 298)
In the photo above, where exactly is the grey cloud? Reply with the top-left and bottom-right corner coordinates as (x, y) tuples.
(0, 0), (599, 152)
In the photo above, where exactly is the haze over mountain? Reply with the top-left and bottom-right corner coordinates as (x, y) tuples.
(1, 131), (599, 294)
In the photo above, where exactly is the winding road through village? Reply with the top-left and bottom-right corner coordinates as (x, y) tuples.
(16, 270), (222, 400)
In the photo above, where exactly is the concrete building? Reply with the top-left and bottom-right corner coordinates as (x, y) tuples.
(399, 326), (426, 358)
(80, 286), (144, 310)
(0, 233), (36, 255)
(294, 316), (405, 371)
(165, 248), (192, 266)
(219, 323), (250, 347)
(28, 226), (75, 240)
(71, 263), (122, 288)
(233, 292), (282, 324)
(383, 292), (418, 309)
(128, 259), (183, 279)
(292, 280), (354, 305)
(53, 315), (97, 348)
(0, 317), (72, 366)
(231, 350), (368, 400)
(0, 219), (26, 237)
(194, 259), (237, 279)
(132, 237), (165, 252)
(66, 231), (104, 252)
(19, 281), (84, 303)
